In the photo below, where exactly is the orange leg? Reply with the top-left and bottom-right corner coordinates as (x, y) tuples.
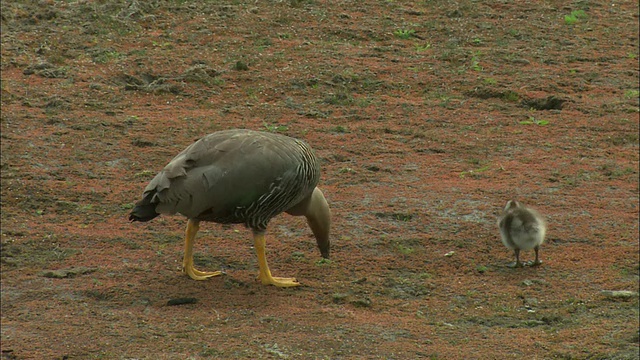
(182, 219), (222, 280)
(253, 231), (300, 287)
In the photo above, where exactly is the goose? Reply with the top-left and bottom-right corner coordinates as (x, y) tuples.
(129, 129), (331, 287)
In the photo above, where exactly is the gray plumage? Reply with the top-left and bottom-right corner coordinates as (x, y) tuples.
(497, 200), (546, 267)
(129, 129), (331, 287)
(131, 129), (319, 230)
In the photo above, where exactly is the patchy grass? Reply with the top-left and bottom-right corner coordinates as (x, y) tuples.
(1, 0), (638, 359)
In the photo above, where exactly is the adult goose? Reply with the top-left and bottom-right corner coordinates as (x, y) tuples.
(129, 129), (331, 287)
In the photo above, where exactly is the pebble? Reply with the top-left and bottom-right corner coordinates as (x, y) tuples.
(40, 267), (97, 278)
(350, 297), (372, 308)
(522, 279), (550, 287)
(601, 290), (638, 299)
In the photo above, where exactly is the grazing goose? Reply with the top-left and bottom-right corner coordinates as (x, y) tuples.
(497, 200), (546, 268)
(129, 129), (331, 287)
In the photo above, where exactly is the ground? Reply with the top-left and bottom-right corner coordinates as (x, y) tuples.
(1, 1), (639, 359)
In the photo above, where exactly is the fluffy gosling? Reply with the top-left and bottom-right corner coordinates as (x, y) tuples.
(497, 200), (546, 268)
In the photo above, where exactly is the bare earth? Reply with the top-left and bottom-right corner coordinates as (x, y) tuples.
(1, 1), (639, 359)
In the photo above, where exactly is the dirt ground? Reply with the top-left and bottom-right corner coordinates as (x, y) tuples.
(1, 0), (639, 359)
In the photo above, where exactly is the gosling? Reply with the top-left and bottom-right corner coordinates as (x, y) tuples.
(497, 200), (546, 268)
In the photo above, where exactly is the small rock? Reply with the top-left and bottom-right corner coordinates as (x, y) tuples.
(522, 319), (545, 327)
(23, 62), (53, 75)
(601, 290), (638, 300)
(350, 297), (372, 308)
(509, 58), (531, 65)
(438, 322), (455, 328)
(40, 270), (68, 279)
(40, 267), (97, 278)
(531, 279), (551, 286)
(522, 279), (550, 287)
